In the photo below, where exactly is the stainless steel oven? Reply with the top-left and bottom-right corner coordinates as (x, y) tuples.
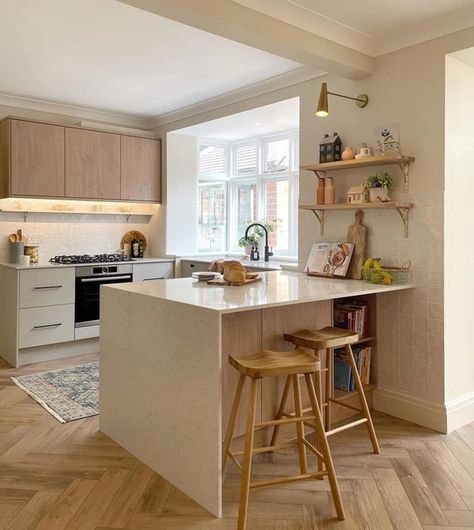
(75, 264), (133, 328)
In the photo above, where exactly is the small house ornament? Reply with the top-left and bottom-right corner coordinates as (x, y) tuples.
(319, 132), (342, 163)
(347, 185), (369, 204)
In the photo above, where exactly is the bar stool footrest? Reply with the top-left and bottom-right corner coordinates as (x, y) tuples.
(232, 441), (298, 457)
(329, 397), (363, 413)
(326, 418), (368, 437)
(250, 471), (327, 490)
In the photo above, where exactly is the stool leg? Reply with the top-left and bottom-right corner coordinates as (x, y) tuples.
(325, 348), (333, 431)
(291, 374), (307, 475)
(345, 345), (380, 454)
(222, 374), (246, 477)
(304, 373), (345, 521)
(313, 363), (324, 476)
(238, 377), (259, 530)
(270, 375), (291, 447)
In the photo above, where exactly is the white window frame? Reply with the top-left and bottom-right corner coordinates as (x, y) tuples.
(196, 130), (299, 258)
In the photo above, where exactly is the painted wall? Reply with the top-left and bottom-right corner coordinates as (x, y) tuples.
(152, 27), (474, 431)
(444, 49), (474, 427)
(166, 133), (198, 255)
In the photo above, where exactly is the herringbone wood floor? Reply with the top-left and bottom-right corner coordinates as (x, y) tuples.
(1, 354), (473, 530)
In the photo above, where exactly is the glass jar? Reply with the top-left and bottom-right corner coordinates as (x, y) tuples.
(24, 245), (39, 264)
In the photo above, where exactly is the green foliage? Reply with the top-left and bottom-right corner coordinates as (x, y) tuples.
(366, 171), (395, 189)
(238, 218), (279, 248)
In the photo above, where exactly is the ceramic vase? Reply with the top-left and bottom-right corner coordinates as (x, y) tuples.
(342, 146), (355, 160)
(369, 187), (389, 202)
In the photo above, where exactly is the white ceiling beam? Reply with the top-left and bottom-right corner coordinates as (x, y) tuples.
(116, 0), (374, 79)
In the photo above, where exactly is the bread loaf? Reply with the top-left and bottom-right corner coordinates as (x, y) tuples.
(223, 260), (247, 283)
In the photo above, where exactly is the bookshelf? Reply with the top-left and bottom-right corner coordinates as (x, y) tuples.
(329, 294), (377, 423)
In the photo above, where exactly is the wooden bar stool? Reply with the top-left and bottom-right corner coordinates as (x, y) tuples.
(223, 349), (345, 530)
(274, 327), (380, 454)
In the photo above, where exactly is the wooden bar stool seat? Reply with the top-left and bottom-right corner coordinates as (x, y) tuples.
(276, 326), (380, 454)
(223, 349), (345, 530)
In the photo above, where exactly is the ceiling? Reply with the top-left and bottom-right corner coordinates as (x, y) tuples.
(0, 0), (300, 118)
(171, 97), (299, 142)
(232, 0), (474, 55)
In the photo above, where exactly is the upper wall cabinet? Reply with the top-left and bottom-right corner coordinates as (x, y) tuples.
(121, 136), (161, 202)
(0, 117), (162, 203)
(65, 128), (121, 200)
(2, 119), (65, 198)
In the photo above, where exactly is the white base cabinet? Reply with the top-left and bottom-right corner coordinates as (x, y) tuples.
(0, 259), (175, 367)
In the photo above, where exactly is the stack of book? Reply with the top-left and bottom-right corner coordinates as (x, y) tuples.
(334, 346), (372, 392)
(334, 300), (369, 338)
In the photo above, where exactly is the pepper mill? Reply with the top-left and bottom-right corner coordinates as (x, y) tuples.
(316, 177), (325, 205)
(324, 176), (335, 204)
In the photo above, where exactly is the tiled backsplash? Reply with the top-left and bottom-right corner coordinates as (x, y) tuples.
(0, 212), (151, 262)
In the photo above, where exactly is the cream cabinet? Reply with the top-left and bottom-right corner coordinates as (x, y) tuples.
(133, 261), (174, 281)
(19, 305), (75, 349)
(19, 268), (75, 308)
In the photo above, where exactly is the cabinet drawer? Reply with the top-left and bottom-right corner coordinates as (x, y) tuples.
(20, 268), (75, 308)
(181, 261), (209, 277)
(19, 304), (74, 349)
(133, 262), (174, 281)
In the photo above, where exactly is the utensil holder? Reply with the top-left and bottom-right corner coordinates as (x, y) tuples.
(9, 242), (24, 264)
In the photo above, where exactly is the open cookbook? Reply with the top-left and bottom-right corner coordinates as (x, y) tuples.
(304, 242), (354, 278)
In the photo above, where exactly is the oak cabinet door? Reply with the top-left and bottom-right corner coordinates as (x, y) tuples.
(11, 119), (65, 197)
(65, 128), (120, 199)
(121, 136), (161, 202)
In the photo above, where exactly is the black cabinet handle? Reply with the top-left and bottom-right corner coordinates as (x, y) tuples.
(33, 285), (63, 290)
(143, 277), (165, 281)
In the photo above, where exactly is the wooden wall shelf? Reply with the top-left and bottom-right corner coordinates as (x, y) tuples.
(299, 202), (413, 237)
(301, 155), (415, 191)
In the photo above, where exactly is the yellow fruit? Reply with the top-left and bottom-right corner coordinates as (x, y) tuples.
(372, 260), (382, 271)
(363, 258), (374, 269)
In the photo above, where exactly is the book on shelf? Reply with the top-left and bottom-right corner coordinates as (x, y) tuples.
(304, 242), (354, 277)
(333, 346), (371, 392)
(334, 299), (370, 338)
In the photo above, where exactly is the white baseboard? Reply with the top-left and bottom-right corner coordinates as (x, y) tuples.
(445, 391), (474, 432)
(373, 388), (447, 433)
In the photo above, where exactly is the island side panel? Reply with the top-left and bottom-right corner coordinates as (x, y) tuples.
(100, 287), (223, 517)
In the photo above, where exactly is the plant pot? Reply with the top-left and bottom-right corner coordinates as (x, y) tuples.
(369, 187), (390, 203)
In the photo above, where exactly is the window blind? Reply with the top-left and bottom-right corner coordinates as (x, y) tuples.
(235, 143), (257, 176)
(199, 144), (225, 175)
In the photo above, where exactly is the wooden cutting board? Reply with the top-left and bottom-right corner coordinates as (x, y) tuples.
(120, 231), (147, 252)
(207, 276), (262, 286)
(347, 210), (368, 280)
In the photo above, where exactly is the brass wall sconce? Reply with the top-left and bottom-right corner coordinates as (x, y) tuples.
(316, 82), (369, 117)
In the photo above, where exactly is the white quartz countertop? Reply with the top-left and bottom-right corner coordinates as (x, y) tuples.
(105, 270), (414, 314)
(0, 257), (175, 270)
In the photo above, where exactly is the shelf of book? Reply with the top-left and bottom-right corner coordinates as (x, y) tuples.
(354, 336), (375, 345)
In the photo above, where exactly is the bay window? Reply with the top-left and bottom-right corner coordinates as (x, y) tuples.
(197, 131), (298, 258)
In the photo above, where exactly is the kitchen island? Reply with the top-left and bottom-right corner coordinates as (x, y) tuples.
(99, 271), (413, 517)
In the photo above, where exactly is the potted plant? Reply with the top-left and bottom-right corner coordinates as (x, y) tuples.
(238, 218), (279, 256)
(366, 171), (395, 202)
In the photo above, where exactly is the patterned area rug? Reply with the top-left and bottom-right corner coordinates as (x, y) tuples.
(11, 362), (99, 423)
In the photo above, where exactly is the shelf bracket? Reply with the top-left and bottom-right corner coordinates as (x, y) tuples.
(126, 214), (132, 223)
(23, 212), (28, 223)
(313, 170), (327, 179)
(311, 209), (325, 236)
(397, 161), (410, 192)
(396, 207), (410, 238)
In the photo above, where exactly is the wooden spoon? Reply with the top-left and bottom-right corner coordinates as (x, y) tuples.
(8, 233), (17, 243)
(17, 229), (22, 242)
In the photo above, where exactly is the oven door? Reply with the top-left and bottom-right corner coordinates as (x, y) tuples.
(75, 274), (133, 327)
